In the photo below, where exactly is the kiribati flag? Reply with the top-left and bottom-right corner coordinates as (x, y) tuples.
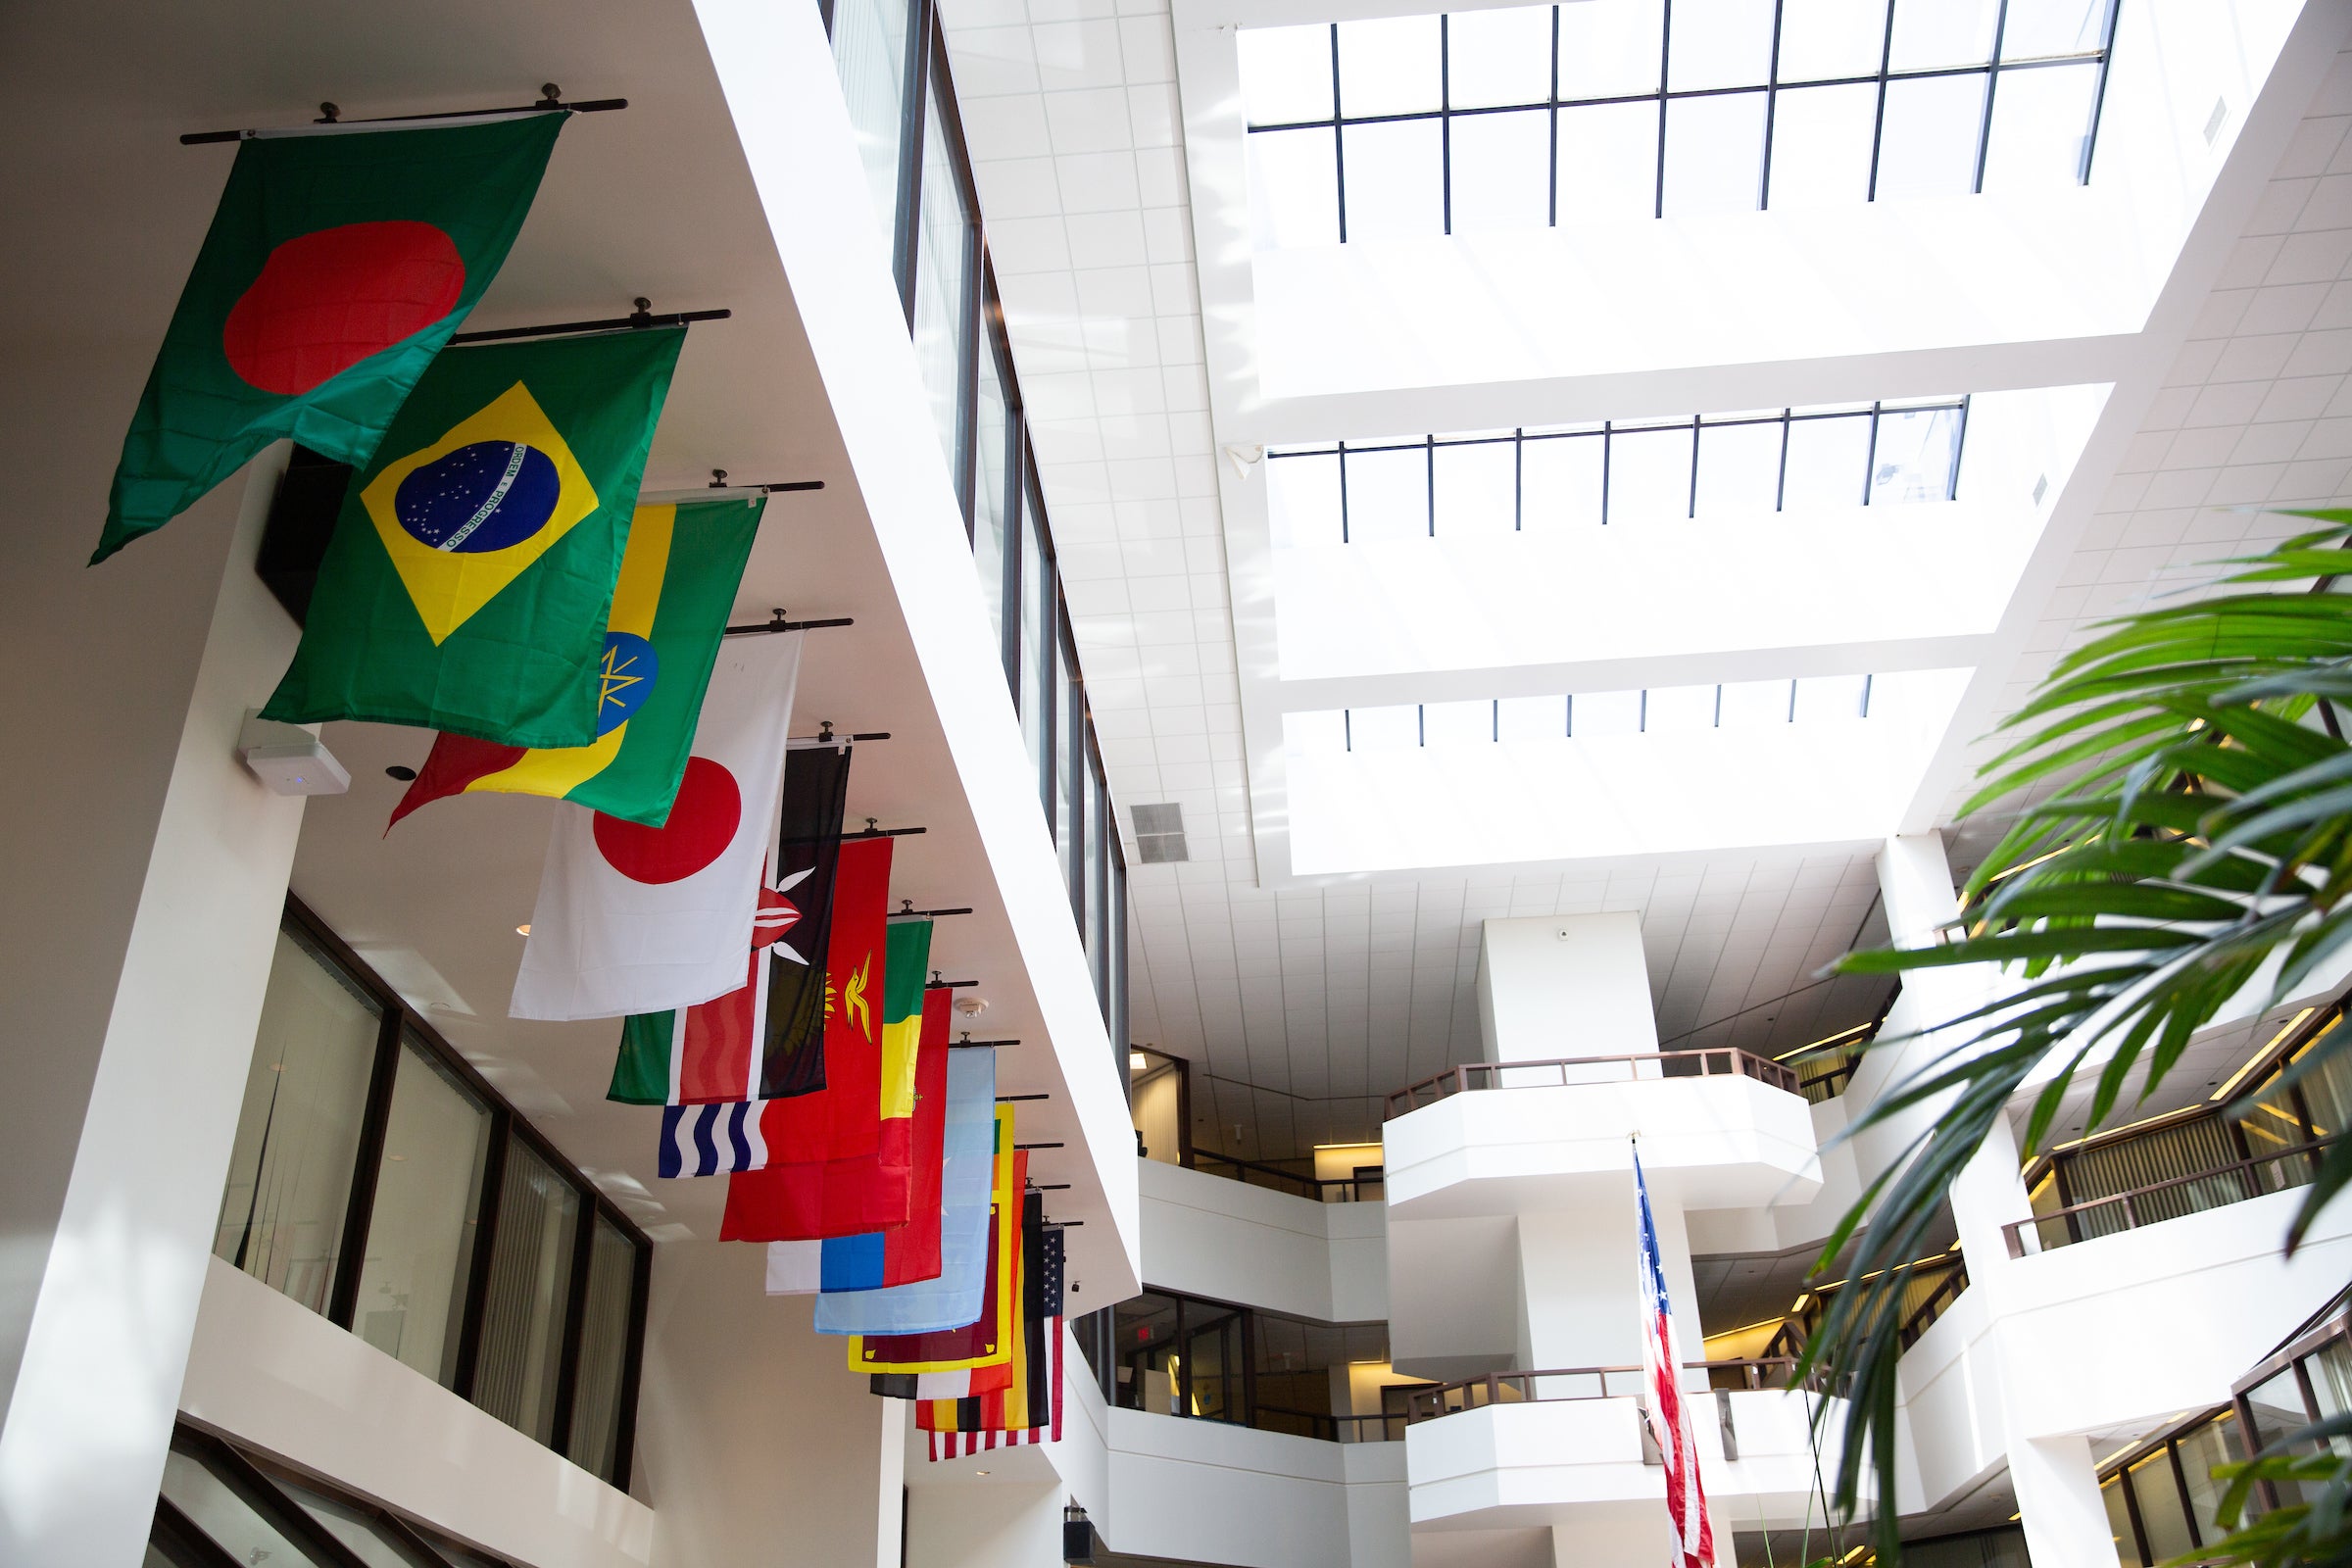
(387, 496), (764, 827)
(261, 327), (683, 749)
(1637, 1149), (1716, 1568)
(97, 113), (564, 562)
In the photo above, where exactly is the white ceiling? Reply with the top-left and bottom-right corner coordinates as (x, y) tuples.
(939, 0), (2352, 1160)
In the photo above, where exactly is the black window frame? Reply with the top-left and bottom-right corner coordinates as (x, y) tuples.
(220, 896), (653, 1491)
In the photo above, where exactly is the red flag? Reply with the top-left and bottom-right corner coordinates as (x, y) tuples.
(385, 732), (526, 829)
(760, 835), (892, 1161)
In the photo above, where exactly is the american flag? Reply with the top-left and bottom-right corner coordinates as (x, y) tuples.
(1636, 1149), (1716, 1568)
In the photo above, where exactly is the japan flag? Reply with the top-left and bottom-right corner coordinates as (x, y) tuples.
(509, 631), (802, 1020)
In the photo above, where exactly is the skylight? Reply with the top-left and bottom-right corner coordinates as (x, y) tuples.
(1289, 675), (1878, 754)
(1238, 0), (2118, 248)
(1266, 399), (1965, 544)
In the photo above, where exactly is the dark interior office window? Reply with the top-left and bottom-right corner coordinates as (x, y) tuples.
(974, 329), (1013, 647)
(351, 1033), (492, 1386)
(912, 69), (974, 489)
(828, 0), (914, 244)
(565, 1213), (639, 1483)
(213, 926), (382, 1313)
(472, 1140), (581, 1445)
(1018, 483), (1054, 815)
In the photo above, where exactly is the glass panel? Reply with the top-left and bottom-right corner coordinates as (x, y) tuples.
(974, 333), (1012, 656)
(159, 1446), (333, 1568)
(1268, 451), (1345, 548)
(1667, 0), (1777, 91)
(1571, 689), (1644, 736)
(1719, 678), (1793, 727)
(1663, 91), (1767, 216)
(471, 1139), (581, 1445)
(214, 925), (382, 1315)
(1643, 683), (1717, 732)
(274, 1472), (442, 1568)
(1249, 127), (1341, 249)
(1776, 0), (1890, 81)
(2176, 1413), (2241, 1549)
(2307, 1338), (2352, 1445)
(912, 81), (973, 487)
(1887, 0), (2000, 71)
(1782, 413), (1874, 511)
(565, 1214), (639, 1483)
(1108, 849), (1129, 1049)
(1447, 5), (1553, 108)
(1020, 488), (1053, 819)
(1448, 109), (1553, 233)
(1432, 440), (1518, 535)
(1348, 705), (1421, 751)
(1185, 1301), (1245, 1422)
(1875, 73), (1988, 200)
(1085, 756), (1110, 1004)
(1337, 15), (1442, 117)
(1497, 695), (1568, 740)
(2002, 0), (2113, 59)
(1056, 633), (1080, 916)
(1520, 432), (1605, 527)
(351, 1036), (491, 1388)
(2101, 1473), (2142, 1565)
(1982, 60), (2100, 190)
(1342, 120), (1446, 242)
(1768, 82), (1880, 209)
(1557, 0), (1665, 98)
(2294, 1024), (2352, 1138)
(1694, 419), (1786, 515)
(1871, 406), (1964, 504)
(1422, 699), (1493, 747)
(830, 0), (913, 249)
(1343, 446), (1431, 541)
(1556, 100), (1660, 222)
(1606, 425), (1695, 522)
(2243, 1366), (2314, 1466)
(2127, 1450), (2195, 1561)
(1239, 23), (1335, 124)
(1115, 1292), (1183, 1412)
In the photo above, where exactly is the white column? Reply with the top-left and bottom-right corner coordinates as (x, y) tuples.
(0, 440), (308, 1566)
(906, 1481), (1064, 1568)
(1479, 913), (1659, 1064)
(2012, 1436), (2123, 1568)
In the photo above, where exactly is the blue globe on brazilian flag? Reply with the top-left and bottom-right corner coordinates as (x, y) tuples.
(263, 327), (684, 749)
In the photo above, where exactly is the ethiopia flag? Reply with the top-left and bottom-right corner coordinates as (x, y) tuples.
(96, 113), (564, 562)
(386, 496), (764, 828)
(261, 327), (684, 748)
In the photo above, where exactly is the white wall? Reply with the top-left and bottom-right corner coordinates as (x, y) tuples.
(1478, 915), (1658, 1062)
(180, 1258), (653, 1568)
(1105, 1407), (1406, 1568)
(1141, 1157), (1386, 1322)
(633, 1241), (895, 1568)
(0, 433), (309, 1568)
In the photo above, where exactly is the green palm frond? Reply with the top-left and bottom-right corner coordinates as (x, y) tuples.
(1802, 511), (2352, 1563)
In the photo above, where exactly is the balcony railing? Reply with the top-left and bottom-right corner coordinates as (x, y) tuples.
(1402, 1357), (1815, 1424)
(1764, 1252), (1970, 1362)
(1254, 1405), (1407, 1444)
(1385, 1049), (1800, 1119)
(2005, 1139), (2335, 1256)
(1189, 1151), (1384, 1204)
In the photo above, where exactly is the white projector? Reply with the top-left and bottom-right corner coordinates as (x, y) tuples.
(238, 713), (351, 797)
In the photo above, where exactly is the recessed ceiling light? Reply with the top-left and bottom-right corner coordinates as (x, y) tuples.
(385, 764), (417, 781)
(515, 923), (532, 937)
(1129, 1052), (1149, 1071)
(974, 1469), (990, 1476)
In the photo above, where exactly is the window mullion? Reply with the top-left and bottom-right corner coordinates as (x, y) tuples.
(545, 1189), (599, 1458)
(325, 1004), (405, 1331)
(450, 1108), (513, 1400)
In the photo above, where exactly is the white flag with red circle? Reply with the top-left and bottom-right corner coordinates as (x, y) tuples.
(509, 631), (803, 1021)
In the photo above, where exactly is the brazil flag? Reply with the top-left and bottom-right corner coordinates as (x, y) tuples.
(261, 327), (685, 748)
(95, 113), (566, 563)
(385, 495), (765, 827)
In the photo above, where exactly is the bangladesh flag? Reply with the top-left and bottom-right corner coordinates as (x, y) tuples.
(385, 496), (765, 828)
(95, 113), (565, 563)
(260, 326), (685, 748)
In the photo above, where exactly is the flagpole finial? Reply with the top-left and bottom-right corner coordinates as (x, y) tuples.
(316, 102), (340, 123)
(628, 297), (655, 328)
(538, 83), (564, 108)
(709, 467), (728, 488)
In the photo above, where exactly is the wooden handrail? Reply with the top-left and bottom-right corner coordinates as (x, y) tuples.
(1400, 1357), (1817, 1423)
(2004, 1138), (2335, 1256)
(1384, 1049), (1801, 1119)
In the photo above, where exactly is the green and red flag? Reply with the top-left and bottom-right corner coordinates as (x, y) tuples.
(260, 326), (684, 748)
(96, 113), (565, 563)
(387, 495), (764, 828)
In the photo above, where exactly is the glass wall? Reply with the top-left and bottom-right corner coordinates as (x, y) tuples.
(1108, 1286), (1419, 1442)
(214, 924), (385, 1313)
(212, 901), (651, 1489)
(824, 0), (1132, 1063)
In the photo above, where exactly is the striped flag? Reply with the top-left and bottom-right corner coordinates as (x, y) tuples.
(658, 1101), (765, 1179)
(1636, 1148), (1715, 1568)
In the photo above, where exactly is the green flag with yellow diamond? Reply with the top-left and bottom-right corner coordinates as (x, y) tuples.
(261, 326), (685, 748)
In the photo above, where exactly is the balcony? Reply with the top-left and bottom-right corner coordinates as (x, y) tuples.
(1382, 1051), (1820, 1218)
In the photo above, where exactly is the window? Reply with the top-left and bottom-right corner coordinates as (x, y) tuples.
(214, 924), (385, 1313)
(823, 0), (1133, 1044)
(1298, 673), (1876, 754)
(211, 902), (651, 1488)
(1266, 400), (1967, 540)
(1109, 1287), (1419, 1443)
(1239, 0), (2120, 245)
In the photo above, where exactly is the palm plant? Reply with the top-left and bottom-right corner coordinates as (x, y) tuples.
(1804, 511), (2352, 1565)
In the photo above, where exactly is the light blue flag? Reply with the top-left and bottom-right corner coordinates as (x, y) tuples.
(812, 1049), (997, 1336)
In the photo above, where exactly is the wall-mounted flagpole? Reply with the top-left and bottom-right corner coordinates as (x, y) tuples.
(181, 86), (627, 144)
(452, 298), (729, 344)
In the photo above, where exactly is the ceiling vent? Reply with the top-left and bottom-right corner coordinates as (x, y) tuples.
(1132, 803), (1190, 864)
